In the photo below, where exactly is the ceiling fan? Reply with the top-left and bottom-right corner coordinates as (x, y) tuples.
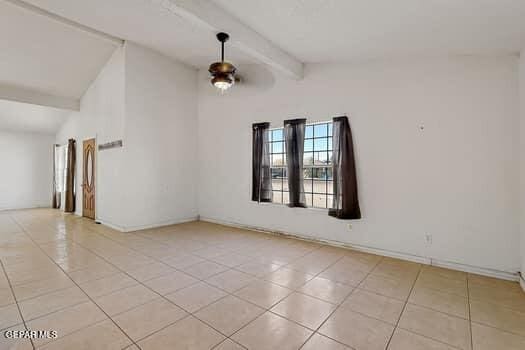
(209, 32), (239, 92)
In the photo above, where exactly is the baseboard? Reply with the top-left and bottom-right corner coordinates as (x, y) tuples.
(98, 216), (199, 233)
(431, 259), (518, 282)
(123, 216), (199, 232)
(520, 273), (525, 292)
(200, 216), (519, 282)
(96, 219), (126, 232)
(0, 205), (52, 211)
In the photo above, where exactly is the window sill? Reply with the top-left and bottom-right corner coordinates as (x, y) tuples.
(254, 201), (329, 213)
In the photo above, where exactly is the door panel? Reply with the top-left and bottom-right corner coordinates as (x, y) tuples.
(82, 139), (96, 219)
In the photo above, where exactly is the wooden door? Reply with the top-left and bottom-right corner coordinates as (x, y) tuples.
(82, 139), (96, 219)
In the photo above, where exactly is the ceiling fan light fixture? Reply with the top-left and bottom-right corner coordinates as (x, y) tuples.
(209, 32), (237, 92)
(212, 73), (234, 91)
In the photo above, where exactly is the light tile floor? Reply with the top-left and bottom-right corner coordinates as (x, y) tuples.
(0, 209), (524, 349)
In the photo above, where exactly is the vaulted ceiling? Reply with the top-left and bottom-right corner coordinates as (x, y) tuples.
(1, 0), (525, 133)
(0, 0), (119, 107)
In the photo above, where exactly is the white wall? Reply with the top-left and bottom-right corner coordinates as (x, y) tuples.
(56, 45), (126, 224)
(120, 42), (198, 230)
(56, 42), (199, 231)
(0, 131), (53, 210)
(198, 56), (520, 275)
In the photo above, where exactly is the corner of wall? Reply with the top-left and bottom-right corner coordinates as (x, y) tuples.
(518, 49), (525, 284)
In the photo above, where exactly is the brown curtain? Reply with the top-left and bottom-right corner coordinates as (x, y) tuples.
(329, 116), (361, 219)
(284, 118), (307, 207)
(64, 139), (76, 213)
(252, 122), (272, 202)
(52, 145), (60, 209)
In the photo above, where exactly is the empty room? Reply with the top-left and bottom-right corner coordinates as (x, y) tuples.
(1, 0), (525, 349)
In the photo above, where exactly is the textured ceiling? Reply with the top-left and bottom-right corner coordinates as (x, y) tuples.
(213, 0), (525, 62)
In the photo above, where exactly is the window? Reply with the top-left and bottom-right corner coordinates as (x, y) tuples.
(304, 122), (333, 208)
(268, 121), (333, 209)
(269, 128), (288, 205)
(55, 145), (68, 193)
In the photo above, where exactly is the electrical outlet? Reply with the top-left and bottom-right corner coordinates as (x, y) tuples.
(348, 224), (352, 230)
(424, 234), (432, 245)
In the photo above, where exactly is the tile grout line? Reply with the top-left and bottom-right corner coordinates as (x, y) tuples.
(184, 242), (333, 346)
(394, 325), (465, 350)
(383, 266), (422, 350)
(1, 215), (38, 349)
(216, 249), (349, 347)
(297, 254), (385, 350)
(0, 258), (36, 350)
(10, 215), (141, 350)
(469, 320), (525, 339)
(466, 275), (474, 350)
(402, 301), (469, 321)
(6, 269), (126, 306)
(235, 252), (363, 347)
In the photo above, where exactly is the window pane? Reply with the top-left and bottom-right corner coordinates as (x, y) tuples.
(305, 193), (313, 207)
(304, 139), (313, 152)
(313, 180), (326, 194)
(313, 194), (328, 208)
(272, 178), (282, 191)
(328, 123), (333, 136)
(314, 138), (328, 151)
(305, 125), (314, 138)
(327, 195), (334, 208)
(283, 177), (289, 191)
(327, 180), (333, 194)
(314, 152), (328, 165)
(271, 167), (283, 178)
(312, 168), (327, 179)
(327, 137), (333, 151)
(283, 192), (290, 205)
(304, 178), (313, 192)
(303, 152), (314, 165)
(326, 168), (333, 180)
(272, 129), (283, 141)
(314, 124), (328, 137)
(303, 168), (313, 180)
(272, 154), (284, 167)
(272, 141), (283, 153)
(272, 191), (282, 203)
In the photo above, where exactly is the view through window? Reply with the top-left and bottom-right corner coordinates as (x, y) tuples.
(268, 121), (333, 208)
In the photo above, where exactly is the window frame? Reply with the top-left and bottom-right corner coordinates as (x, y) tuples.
(267, 120), (333, 210)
